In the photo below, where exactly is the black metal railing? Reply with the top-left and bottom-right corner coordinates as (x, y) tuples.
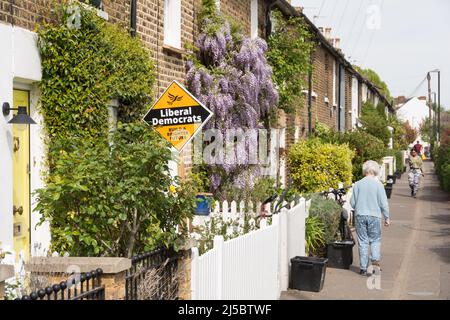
(17, 268), (105, 300)
(125, 248), (180, 300)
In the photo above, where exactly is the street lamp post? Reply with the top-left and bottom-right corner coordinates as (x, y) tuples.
(428, 69), (441, 145)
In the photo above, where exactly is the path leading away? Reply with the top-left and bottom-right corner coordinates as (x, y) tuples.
(281, 161), (450, 300)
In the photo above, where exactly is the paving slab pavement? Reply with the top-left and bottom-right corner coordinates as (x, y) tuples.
(281, 161), (450, 300)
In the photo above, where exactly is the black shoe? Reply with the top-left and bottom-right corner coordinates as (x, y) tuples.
(360, 270), (367, 276)
(413, 192), (417, 198)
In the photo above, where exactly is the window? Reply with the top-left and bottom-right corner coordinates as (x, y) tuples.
(251, 0), (258, 39)
(164, 0), (181, 49)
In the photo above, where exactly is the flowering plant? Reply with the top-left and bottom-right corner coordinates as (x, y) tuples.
(187, 0), (278, 196)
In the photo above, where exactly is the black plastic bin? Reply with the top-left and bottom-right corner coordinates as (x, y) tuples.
(326, 241), (354, 269)
(385, 186), (393, 199)
(290, 256), (328, 292)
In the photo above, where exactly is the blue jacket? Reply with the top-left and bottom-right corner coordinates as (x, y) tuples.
(350, 176), (390, 220)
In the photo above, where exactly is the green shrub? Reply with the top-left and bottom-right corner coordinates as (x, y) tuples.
(396, 150), (405, 173)
(305, 215), (326, 257)
(308, 195), (342, 245)
(35, 123), (196, 257)
(341, 131), (387, 181)
(359, 102), (391, 146)
(434, 144), (450, 191)
(288, 139), (354, 193)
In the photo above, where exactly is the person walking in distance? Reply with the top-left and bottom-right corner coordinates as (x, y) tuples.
(413, 141), (423, 156)
(350, 160), (390, 276)
(408, 149), (424, 198)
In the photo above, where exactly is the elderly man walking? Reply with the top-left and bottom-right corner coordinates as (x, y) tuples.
(350, 160), (390, 276)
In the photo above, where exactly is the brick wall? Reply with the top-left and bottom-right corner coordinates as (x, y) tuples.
(0, 0), (130, 30)
(220, 0), (250, 35)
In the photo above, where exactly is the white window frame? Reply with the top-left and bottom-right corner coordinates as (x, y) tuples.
(164, 0), (181, 49)
(251, 0), (258, 39)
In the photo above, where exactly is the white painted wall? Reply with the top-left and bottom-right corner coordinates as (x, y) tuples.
(396, 97), (433, 130)
(0, 24), (49, 257)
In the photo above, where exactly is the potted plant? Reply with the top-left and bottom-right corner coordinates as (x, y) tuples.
(309, 195), (354, 269)
(384, 182), (393, 199)
(190, 168), (214, 216)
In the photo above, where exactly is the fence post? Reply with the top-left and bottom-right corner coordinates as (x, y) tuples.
(190, 247), (199, 300)
(278, 210), (288, 294)
(299, 198), (307, 256)
(213, 235), (224, 300)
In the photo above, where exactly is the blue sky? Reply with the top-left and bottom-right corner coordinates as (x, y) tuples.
(291, 0), (450, 109)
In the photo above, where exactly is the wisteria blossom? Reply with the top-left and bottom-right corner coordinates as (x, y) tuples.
(187, 6), (278, 194)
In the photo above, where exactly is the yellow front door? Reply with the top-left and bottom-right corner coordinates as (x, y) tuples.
(12, 89), (31, 262)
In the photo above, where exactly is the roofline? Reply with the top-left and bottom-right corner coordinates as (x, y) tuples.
(271, 0), (393, 111)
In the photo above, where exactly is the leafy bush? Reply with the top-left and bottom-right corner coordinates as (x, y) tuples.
(305, 215), (325, 257)
(396, 150), (405, 173)
(38, 4), (155, 142)
(359, 102), (391, 146)
(341, 131), (387, 181)
(192, 212), (258, 255)
(308, 195), (342, 245)
(288, 139), (354, 193)
(35, 123), (196, 257)
(434, 144), (450, 191)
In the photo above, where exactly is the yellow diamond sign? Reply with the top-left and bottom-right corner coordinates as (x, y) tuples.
(143, 80), (213, 151)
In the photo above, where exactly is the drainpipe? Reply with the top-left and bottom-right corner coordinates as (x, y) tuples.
(130, 0), (137, 37)
(307, 49), (313, 136)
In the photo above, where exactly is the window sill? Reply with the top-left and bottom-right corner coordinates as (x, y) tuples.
(162, 44), (186, 56)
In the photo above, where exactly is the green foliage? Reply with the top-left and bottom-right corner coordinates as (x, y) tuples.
(434, 144), (450, 191)
(354, 66), (392, 101)
(193, 213), (258, 255)
(359, 101), (391, 146)
(388, 115), (409, 150)
(308, 195), (342, 245)
(420, 116), (432, 142)
(37, 4), (155, 142)
(305, 215), (326, 257)
(267, 10), (313, 113)
(341, 131), (387, 181)
(288, 139), (354, 193)
(315, 128), (387, 181)
(34, 123), (196, 257)
(396, 150), (405, 173)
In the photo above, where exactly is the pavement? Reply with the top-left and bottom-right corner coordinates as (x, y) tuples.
(281, 161), (450, 300)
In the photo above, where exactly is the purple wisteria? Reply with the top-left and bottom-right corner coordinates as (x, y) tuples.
(187, 12), (278, 194)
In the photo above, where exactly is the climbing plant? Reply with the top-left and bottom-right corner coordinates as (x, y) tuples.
(266, 9), (313, 114)
(186, 0), (278, 197)
(37, 3), (155, 142)
(34, 4), (197, 257)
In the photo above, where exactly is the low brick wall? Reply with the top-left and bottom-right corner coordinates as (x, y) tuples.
(26, 257), (131, 300)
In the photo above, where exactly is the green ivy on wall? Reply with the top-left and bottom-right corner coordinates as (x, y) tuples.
(37, 3), (155, 142)
(267, 10), (313, 114)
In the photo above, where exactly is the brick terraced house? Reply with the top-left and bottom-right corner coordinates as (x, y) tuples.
(0, 0), (393, 260)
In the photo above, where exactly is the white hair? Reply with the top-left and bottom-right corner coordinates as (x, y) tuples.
(362, 160), (380, 176)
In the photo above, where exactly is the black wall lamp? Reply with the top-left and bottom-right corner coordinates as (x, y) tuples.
(2, 102), (36, 125)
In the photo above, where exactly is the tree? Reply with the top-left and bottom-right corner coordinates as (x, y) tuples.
(359, 101), (391, 146)
(354, 66), (392, 101)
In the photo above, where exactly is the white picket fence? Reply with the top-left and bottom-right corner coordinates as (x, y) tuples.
(190, 198), (310, 300)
